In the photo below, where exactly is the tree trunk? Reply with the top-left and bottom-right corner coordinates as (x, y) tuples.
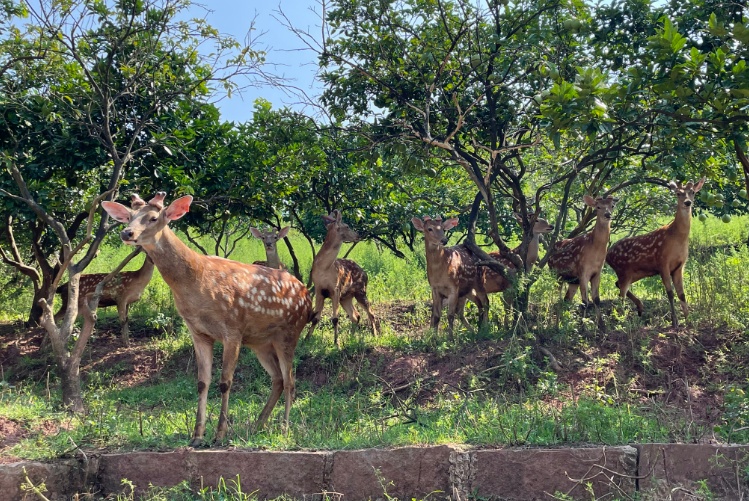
(57, 354), (85, 413)
(27, 273), (56, 327)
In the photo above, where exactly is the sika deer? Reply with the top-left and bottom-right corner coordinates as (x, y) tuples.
(548, 196), (618, 309)
(251, 226), (290, 269)
(55, 194), (155, 346)
(411, 216), (488, 337)
(102, 193), (312, 446)
(457, 213), (554, 318)
(54, 252), (154, 346)
(305, 210), (379, 347)
(606, 178), (705, 327)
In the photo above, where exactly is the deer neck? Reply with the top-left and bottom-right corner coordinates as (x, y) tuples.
(139, 228), (203, 291)
(315, 233), (343, 271)
(592, 216), (612, 248)
(265, 247), (281, 269)
(135, 254), (155, 280)
(670, 205), (693, 236)
(424, 241), (450, 274)
(525, 233), (542, 269)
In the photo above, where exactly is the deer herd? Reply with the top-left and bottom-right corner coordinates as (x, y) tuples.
(79, 178), (705, 445)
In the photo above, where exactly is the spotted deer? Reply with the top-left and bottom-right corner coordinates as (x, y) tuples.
(304, 210), (379, 347)
(411, 216), (488, 337)
(548, 195), (618, 308)
(457, 213), (554, 318)
(606, 178), (705, 327)
(102, 193), (312, 446)
(251, 226), (290, 269)
(54, 251), (154, 346)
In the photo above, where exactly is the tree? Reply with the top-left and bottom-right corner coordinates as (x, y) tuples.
(0, 0), (263, 412)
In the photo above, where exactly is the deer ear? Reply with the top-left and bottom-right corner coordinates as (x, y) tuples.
(668, 181), (679, 191)
(164, 195), (192, 221)
(322, 214), (336, 226)
(583, 195), (596, 207)
(335, 210), (342, 223)
(411, 217), (424, 231)
(250, 227), (263, 239)
(102, 201), (132, 223)
(443, 217), (459, 230)
(278, 226), (290, 239)
(693, 177), (706, 192)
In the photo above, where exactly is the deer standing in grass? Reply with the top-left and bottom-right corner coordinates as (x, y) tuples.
(55, 252), (154, 346)
(548, 195), (618, 309)
(606, 178), (705, 327)
(457, 213), (553, 319)
(102, 193), (312, 446)
(251, 226), (289, 269)
(411, 216), (488, 337)
(304, 210), (379, 347)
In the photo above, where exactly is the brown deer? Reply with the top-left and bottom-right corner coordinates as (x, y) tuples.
(304, 210), (379, 347)
(102, 192), (312, 446)
(548, 195), (618, 309)
(411, 216), (488, 337)
(54, 252), (154, 346)
(606, 178), (705, 327)
(457, 213), (554, 318)
(251, 226), (290, 269)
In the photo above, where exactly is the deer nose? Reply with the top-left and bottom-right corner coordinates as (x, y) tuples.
(604, 211), (612, 219)
(440, 237), (448, 245)
(121, 229), (134, 241)
(685, 200), (692, 207)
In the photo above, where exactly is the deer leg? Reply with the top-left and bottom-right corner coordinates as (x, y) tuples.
(564, 284), (579, 302)
(331, 292), (342, 348)
(303, 291), (326, 342)
(659, 269), (678, 328)
(118, 302), (130, 346)
(430, 290), (443, 331)
(578, 277), (590, 317)
(446, 292), (459, 338)
(190, 333), (214, 447)
(355, 293), (379, 336)
(590, 272), (602, 307)
(474, 292), (489, 330)
(253, 345), (284, 432)
(455, 297), (471, 331)
(274, 341), (297, 434)
(214, 338), (241, 444)
(340, 296), (361, 338)
(672, 265), (688, 320)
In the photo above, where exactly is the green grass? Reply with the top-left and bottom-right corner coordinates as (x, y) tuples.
(1, 215), (749, 466)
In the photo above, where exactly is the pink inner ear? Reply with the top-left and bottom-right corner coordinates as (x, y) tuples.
(165, 195), (192, 221)
(101, 201), (132, 223)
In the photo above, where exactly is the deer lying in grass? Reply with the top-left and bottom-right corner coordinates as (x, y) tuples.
(548, 195), (618, 309)
(606, 178), (705, 327)
(411, 216), (488, 337)
(251, 226), (289, 270)
(305, 210), (379, 347)
(54, 252), (154, 346)
(102, 193), (312, 446)
(457, 213), (553, 319)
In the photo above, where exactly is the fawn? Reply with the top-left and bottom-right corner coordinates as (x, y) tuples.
(548, 195), (618, 309)
(305, 210), (379, 347)
(102, 193), (312, 446)
(251, 226), (290, 269)
(411, 215), (488, 337)
(606, 178), (705, 327)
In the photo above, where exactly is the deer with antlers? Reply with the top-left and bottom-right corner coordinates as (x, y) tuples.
(457, 213), (554, 319)
(548, 195), (618, 309)
(606, 178), (705, 327)
(251, 226), (290, 270)
(304, 210), (379, 347)
(54, 249), (154, 346)
(102, 193), (312, 446)
(411, 215), (488, 337)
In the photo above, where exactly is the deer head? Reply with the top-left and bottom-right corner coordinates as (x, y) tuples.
(321, 210), (360, 243)
(411, 216), (459, 247)
(251, 226), (290, 252)
(668, 178), (705, 212)
(102, 192), (192, 246)
(584, 195), (618, 222)
(513, 212), (553, 236)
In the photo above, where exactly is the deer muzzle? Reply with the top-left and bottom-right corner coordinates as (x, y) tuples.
(121, 228), (137, 244)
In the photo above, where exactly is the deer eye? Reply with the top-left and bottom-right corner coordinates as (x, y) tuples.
(150, 217), (158, 222)
(427, 228), (433, 232)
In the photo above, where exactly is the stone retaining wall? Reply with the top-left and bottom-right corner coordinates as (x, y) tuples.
(1, 444), (747, 500)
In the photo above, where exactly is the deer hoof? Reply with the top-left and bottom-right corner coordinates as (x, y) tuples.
(188, 437), (204, 448)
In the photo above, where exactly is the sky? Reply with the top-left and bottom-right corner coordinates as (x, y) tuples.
(201, 0), (324, 123)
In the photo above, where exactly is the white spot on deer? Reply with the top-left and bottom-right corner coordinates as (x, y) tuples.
(238, 298), (245, 308)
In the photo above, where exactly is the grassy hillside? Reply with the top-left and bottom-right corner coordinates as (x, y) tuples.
(1, 214), (749, 466)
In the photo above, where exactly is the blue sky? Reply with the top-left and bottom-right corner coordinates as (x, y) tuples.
(202, 1), (323, 123)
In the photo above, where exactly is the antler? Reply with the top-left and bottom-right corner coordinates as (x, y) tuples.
(130, 194), (147, 210)
(149, 192), (167, 209)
